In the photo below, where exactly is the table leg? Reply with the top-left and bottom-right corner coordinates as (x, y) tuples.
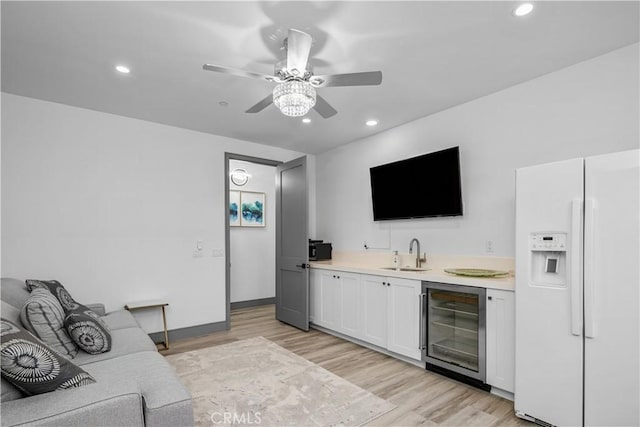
(161, 305), (170, 350)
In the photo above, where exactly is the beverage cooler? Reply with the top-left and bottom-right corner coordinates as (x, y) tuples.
(421, 281), (486, 384)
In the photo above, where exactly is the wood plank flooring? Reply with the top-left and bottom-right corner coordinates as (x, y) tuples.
(162, 305), (532, 426)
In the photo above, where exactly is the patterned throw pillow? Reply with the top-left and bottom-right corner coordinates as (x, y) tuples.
(64, 308), (111, 354)
(26, 280), (80, 311)
(0, 318), (95, 396)
(26, 279), (111, 354)
(20, 288), (78, 359)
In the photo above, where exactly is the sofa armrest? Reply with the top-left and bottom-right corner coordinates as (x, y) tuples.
(85, 303), (106, 316)
(0, 378), (144, 426)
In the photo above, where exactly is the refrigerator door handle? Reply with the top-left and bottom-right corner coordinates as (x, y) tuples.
(584, 199), (596, 338)
(570, 199), (582, 336)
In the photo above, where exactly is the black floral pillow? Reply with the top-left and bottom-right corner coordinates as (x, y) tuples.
(64, 309), (112, 354)
(0, 318), (95, 396)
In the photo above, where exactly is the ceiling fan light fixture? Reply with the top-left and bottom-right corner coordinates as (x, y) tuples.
(273, 80), (316, 117)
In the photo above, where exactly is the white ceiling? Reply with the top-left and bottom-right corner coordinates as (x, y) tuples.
(2, 1), (638, 154)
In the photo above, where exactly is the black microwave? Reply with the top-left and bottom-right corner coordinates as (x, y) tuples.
(309, 239), (332, 261)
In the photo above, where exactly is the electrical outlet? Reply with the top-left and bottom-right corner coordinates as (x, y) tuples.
(485, 240), (494, 253)
(211, 249), (224, 257)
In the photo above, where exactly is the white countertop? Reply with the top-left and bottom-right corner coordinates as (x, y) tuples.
(310, 256), (515, 291)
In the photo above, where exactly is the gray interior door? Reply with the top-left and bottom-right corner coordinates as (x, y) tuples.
(275, 156), (309, 331)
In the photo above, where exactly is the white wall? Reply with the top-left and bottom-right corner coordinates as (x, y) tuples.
(229, 159), (276, 303)
(316, 44), (639, 257)
(1, 93), (309, 333)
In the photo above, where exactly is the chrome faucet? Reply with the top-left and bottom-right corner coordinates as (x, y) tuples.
(409, 238), (427, 268)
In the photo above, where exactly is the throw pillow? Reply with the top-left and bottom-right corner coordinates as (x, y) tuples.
(26, 278), (110, 334)
(26, 280), (80, 311)
(0, 318), (95, 396)
(64, 308), (111, 354)
(20, 288), (78, 359)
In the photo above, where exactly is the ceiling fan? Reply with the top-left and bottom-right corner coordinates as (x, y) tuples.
(203, 29), (382, 119)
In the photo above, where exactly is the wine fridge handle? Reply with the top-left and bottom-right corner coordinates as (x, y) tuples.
(419, 292), (427, 350)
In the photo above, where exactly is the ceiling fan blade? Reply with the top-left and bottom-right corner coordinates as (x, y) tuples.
(245, 94), (273, 114)
(313, 94), (337, 119)
(203, 64), (278, 83)
(310, 71), (382, 88)
(286, 29), (312, 77)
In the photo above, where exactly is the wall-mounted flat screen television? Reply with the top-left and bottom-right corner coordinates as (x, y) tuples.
(369, 146), (463, 221)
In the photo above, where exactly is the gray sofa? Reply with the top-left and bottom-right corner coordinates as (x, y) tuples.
(1, 278), (194, 426)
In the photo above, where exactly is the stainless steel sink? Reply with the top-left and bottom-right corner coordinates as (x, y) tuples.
(381, 267), (431, 272)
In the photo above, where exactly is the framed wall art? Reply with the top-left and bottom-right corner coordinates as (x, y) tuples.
(240, 191), (265, 227)
(229, 191), (241, 227)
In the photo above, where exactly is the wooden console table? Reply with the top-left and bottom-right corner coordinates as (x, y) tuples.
(124, 300), (170, 350)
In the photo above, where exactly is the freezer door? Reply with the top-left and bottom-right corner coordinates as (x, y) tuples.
(514, 157), (584, 426)
(584, 150), (639, 427)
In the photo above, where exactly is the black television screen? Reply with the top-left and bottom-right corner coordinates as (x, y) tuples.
(369, 147), (463, 221)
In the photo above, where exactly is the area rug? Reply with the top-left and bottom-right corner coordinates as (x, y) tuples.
(165, 336), (396, 426)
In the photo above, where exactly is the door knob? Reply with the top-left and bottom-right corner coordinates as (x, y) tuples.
(296, 263), (309, 269)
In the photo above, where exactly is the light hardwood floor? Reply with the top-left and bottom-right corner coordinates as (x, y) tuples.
(161, 305), (531, 426)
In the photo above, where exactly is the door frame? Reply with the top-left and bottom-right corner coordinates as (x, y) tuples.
(224, 153), (282, 329)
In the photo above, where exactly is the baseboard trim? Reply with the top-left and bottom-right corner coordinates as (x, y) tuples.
(148, 320), (227, 344)
(230, 297), (275, 310)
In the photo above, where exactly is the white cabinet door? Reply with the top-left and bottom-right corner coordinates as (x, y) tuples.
(387, 277), (422, 360)
(361, 274), (388, 348)
(486, 289), (515, 393)
(338, 272), (361, 339)
(319, 270), (341, 330)
(309, 269), (321, 323)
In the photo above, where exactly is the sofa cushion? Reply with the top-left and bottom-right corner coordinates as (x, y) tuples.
(0, 318), (95, 396)
(1, 377), (24, 401)
(1, 278), (30, 310)
(1, 301), (22, 326)
(20, 287), (79, 359)
(73, 327), (157, 365)
(81, 351), (193, 427)
(65, 308), (112, 355)
(102, 309), (140, 330)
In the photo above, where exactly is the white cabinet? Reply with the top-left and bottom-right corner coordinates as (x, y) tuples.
(316, 270), (341, 329)
(338, 272), (361, 338)
(309, 269), (321, 323)
(386, 277), (422, 360)
(360, 274), (388, 348)
(486, 289), (515, 393)
(312, 269), (361, 338)
(310, 269), (422, 361)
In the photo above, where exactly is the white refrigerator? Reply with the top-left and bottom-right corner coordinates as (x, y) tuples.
(514, 149), (639, 426)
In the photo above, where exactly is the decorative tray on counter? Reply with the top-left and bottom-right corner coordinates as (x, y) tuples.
(444, 268), (510, 278)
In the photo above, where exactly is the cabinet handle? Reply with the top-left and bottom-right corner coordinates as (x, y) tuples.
(382, 281), (386, 286)
(488, 296), (493, 301)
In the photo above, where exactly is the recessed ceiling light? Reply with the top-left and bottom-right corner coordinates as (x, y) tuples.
(513, 3), (534, 17)
(302, 118), (311, 124)
(115, 65), (130, 74)
(366, 120), (378, 127)
(219, 101), (229, 107)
